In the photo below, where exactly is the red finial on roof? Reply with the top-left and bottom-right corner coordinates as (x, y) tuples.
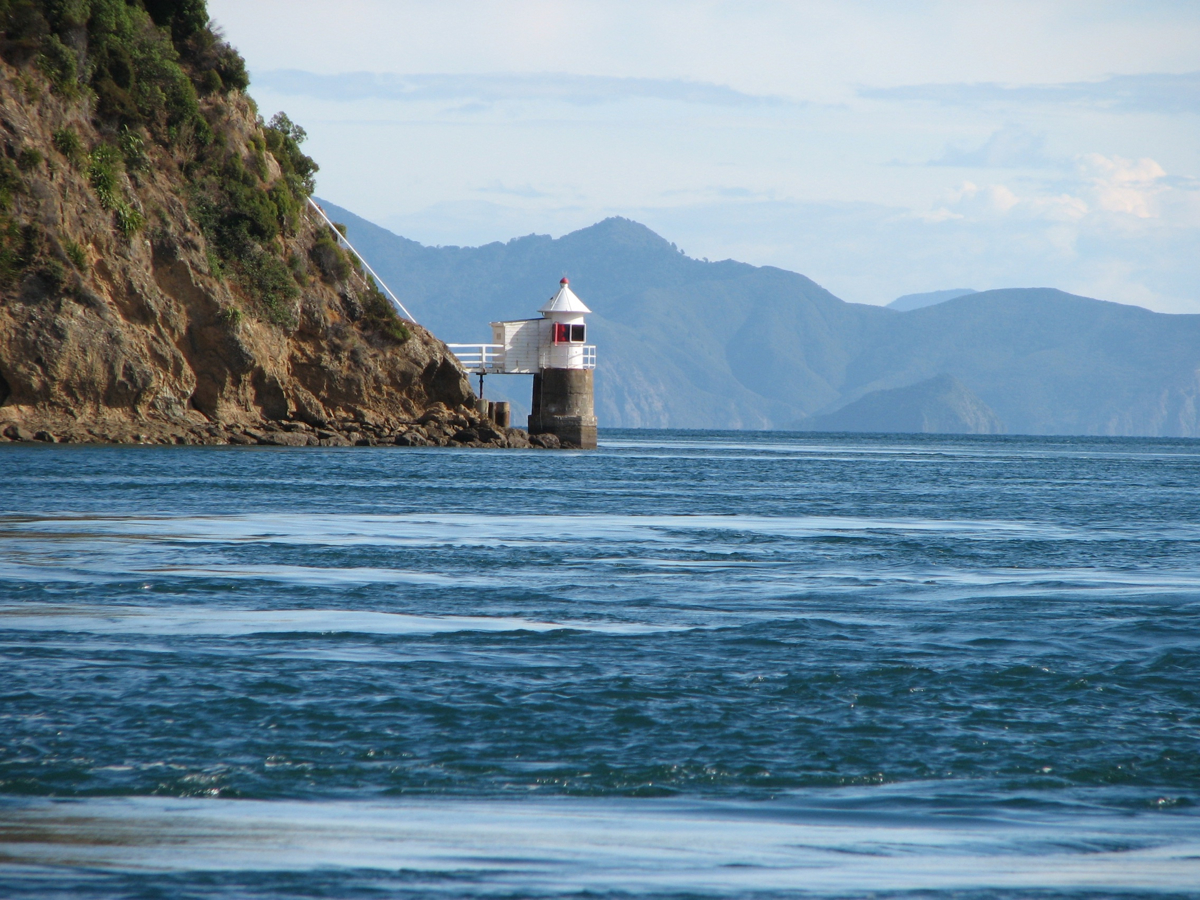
(561, 277), (569, 284)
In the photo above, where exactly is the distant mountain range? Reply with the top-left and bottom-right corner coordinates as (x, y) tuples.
(794, 374), (1003, 434)
(888, 289), (977, 312)
(320, 201), (1200, 436)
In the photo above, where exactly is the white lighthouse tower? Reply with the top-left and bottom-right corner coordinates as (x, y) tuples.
(539, 278), (592, 369)
(448, 277), (598, 448)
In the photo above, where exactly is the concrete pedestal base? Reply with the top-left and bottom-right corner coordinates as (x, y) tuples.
(529, 368), (597, 449)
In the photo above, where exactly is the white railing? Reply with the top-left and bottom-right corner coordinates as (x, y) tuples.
(447, 343), (504, 372)
(450, 343), (596, 372)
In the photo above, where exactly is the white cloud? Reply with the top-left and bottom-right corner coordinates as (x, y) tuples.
(990, 185), (1021, 212)
(941, 182), (1021, 216)
(935, 156), (1188, 227)
(1080, 154), (1168, 218)
(917, 208), (963, 223)
(1028, 194), (1089, 222)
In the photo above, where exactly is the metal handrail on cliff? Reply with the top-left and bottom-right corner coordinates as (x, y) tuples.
(306, 196), (417, 324)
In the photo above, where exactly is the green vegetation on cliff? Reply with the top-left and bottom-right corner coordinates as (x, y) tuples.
(4, 0), (233, 126)
(0, 0), (466, 445)
(0, 0), (406, 340)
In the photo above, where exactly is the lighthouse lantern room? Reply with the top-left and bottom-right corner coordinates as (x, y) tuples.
(537, 278), (593, 369)
(448, 277), (598, 448)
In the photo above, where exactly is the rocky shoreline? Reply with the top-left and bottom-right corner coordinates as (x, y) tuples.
(0, 402), (571, 449)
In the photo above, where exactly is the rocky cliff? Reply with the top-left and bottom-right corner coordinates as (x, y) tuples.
(0, 0), (533, 448)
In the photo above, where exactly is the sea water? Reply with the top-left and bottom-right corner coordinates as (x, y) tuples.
(1, 430), (1199, 898)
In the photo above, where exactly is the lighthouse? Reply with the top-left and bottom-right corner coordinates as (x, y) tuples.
(447, 278), (598, 449)
(528, 278), (597, 448)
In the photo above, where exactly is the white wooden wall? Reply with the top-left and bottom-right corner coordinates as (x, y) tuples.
(491, 319), (545, 373)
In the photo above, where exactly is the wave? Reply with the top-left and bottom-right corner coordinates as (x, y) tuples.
(8, 511), (1191, 547)
(0, 605), (678, 637)
(2, 795), (1198, 894)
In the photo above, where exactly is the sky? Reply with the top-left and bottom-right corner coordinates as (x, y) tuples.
(207, 1), (1200, 312)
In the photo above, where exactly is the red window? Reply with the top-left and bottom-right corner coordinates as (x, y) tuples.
(552, 323), (586, 342)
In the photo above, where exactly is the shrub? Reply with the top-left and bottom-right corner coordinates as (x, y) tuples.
(39, 257), (64, 290)
(86, 0), (201, 133)
(288, 251), (308, 285)
(359, 278), (410, 344)
(310, 233), (350, 283)
(222, 172), (279, 243)
(119, 127), (148, 171)
(1, 0), (52, 65)
(143, 0), (208, 43)
(268, 179), (301, 233)
(64, 239), (86, 269)
(16, 147), (42, 171)
(51, 127), (82, 165)
(217, 304), (242, 328)
(174, 21), (248, 95)
(3, 0), (211, 139)
(43, 0), (89, 29)
(204, 246), (223, 280)
(87, 144), (144, 237)
(232, 245), (299, 327)
(214, 45), (248, 92)
(373, 312), (410, 344)
(36, 32), (78, 95)
(199, 67), (221, 95)
(15, 72), (40, 101)
(0, 218), (37, 285)
(0, 156), (22, 210)
(188, 151), (289, 261)
(248, 133), (268, 178)
(264, 112), (317, 196)
(87, 144), (122, 204)
(113, 203), (144, 237)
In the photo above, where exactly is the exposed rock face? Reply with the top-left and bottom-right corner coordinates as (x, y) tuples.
(0, 7), (537, 448)
(794, 374), (1004, 435)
